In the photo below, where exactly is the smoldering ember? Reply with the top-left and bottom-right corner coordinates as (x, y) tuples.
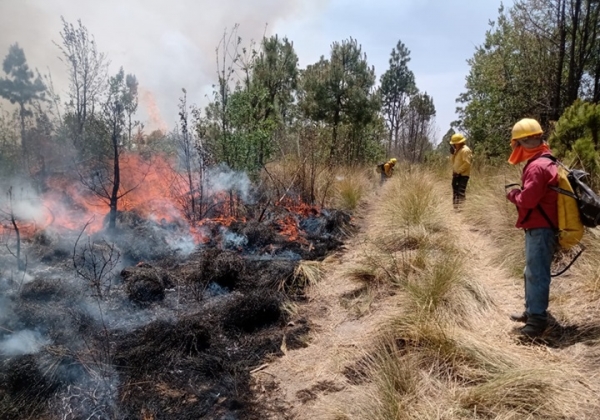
(0, 156), (352, 419)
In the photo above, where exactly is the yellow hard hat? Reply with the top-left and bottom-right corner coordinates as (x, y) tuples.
(511, 118), (543, 142)
(449, 133), (466, 145)
(390, 158), (397, 164)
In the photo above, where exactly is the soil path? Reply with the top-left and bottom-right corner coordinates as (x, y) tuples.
(252, 179), (597, 419)
(252, 187), (402, 419)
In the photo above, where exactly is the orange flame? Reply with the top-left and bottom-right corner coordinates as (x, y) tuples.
(275, 214), (307, 244)
(0, 152), (322, 249)
(140, 88), (168, 133)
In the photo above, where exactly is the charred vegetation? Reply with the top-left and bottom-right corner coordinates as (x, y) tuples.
(0, 191), (350, 419)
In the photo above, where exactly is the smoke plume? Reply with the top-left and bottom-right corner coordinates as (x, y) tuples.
(0, 0), (325, 130)
(207, 165), (253, 203)
(0, 329), (50, 356)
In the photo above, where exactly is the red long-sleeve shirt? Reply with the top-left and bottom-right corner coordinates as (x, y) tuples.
(506, 152), (559, 229)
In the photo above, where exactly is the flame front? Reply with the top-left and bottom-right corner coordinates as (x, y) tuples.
(1, 153), (320, 247)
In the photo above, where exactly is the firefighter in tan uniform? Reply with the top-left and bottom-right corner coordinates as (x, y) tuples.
(379, 158), (397, 184)
(450, 134), (472, 209)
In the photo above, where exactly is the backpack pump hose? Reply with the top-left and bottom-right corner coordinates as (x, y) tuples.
(503, 181), (584, 277)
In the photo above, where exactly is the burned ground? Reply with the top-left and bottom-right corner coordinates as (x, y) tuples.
(0, 205), (350, 419)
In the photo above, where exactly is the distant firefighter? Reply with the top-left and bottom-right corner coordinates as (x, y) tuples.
(449, 133), (472, 209)
(377, 158), (397, 185)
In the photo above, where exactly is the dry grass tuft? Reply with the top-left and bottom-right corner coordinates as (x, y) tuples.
(368, 347), (424, 420)
(345, 247), (420, 287)
(350, 325), (522, 420)
(373, 170), (448, 234)
(461, 171), (525, 276)
(568, 229), (600, 302)
(292, 260), (323, 289)
(384, 319), (517, 381)
(459, 367), (592, 419)
(262, 159), (360, 207)
(352, 321), (594, 420)
(333, 168), (373, 211)
(277, 260), (323, 296)
(344, 263), (378, 284)
(339, 284), (376, 317)
(403, 252), (492, 322)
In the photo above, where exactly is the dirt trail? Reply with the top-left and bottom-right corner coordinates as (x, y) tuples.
(252, 188), (403, 419)
(252, 179), (599, 419)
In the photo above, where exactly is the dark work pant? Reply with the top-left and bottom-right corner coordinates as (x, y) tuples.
(452, 175), (469, 207)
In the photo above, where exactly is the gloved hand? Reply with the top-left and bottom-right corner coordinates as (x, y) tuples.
(506, 188), (519, 202)
(452, 172), (459, 177)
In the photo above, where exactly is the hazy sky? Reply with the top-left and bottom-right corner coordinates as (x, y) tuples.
(0, 0), (513, 143)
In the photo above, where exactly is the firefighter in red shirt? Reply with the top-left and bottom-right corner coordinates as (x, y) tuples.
(506, 118), (558, 337)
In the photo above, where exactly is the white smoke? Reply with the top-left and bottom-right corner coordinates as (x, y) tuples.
(165, 232), (197, 256)
(0, 182), (46, 225)
(18, 271), (35, 284)
(0, 329), (50, 355)
(0, 0), (326, 131)
(207, 165), (253, 203)
(220, 227), (248, 249)
(0, 296), (13, 324)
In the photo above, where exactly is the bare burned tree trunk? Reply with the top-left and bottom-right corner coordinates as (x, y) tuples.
(178, 91), (197, 221)
(78, 70), (147, 233)
(2, 187), (26, 271)
(108, 116), (120, 231)
(9, 212), (23, 271)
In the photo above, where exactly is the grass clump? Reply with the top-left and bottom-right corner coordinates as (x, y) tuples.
(376, 170), (447, 232)
(279, 260), (323, 294)
(352, 320), (591, 420)
(460, 172), (525, 276)
(333, 169), (371, 211)
(404, 254), (466, 312)
(385, 318), (516, 381)
(459, 368), (590, 419)
(404, 253), (491, 322)
(348, 169), (458, 290)
(368, 341), (423, 420)
(293, 260), (323, 288)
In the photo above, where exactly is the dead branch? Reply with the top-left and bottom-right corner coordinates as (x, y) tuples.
(277, 157), (308, 205)
(73, 217), (121, 299)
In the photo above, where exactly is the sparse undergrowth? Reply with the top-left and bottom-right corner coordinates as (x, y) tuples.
(337, 167), (599, 419)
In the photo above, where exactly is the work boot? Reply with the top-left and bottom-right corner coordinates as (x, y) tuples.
(520, 314), (548, 338)
(510, 312), (528, 323)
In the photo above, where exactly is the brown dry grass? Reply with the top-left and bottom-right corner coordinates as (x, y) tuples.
(341, 167), (600, 419)
(460, 168), (525, 277)
(331, 167), (375, 211)
(253, 164), (600, 420)
(261, 159), (374, 208)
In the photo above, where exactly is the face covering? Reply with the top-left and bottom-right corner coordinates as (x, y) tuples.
(508, 142), (550, 165)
